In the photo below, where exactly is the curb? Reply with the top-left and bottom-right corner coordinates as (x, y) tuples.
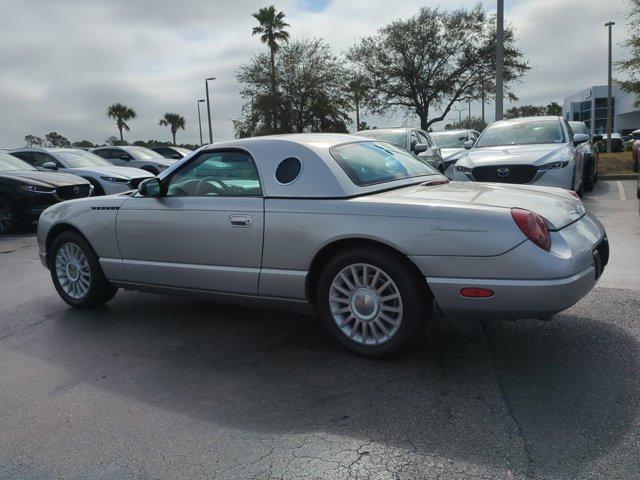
(599, 174), (637, 180)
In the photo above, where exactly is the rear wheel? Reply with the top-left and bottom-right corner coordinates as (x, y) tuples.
(316, 247), (432, 357)
(0, 196), (18, 234)
(49, 231), (117, 307)
(583, 158), (594, 192)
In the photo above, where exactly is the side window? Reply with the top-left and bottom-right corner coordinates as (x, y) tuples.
(166, 150), (262, 197)
(113, 149), (133, 160)
(93, 149), (111, 159)
(32, 152), (61, 168)
(11, 152), (34, 164)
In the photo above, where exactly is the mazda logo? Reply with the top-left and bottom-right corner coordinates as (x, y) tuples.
(73, 186), (80, 194)
(497, 167), (510, 177)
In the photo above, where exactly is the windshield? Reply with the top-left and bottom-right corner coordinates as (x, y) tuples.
(0, 153), (36, 171)
(128, 147), (164, 160)
(430, 131), (468, 148)
(475, 120), (565, 148)
(330, 141), (436, 187)
(568, 122), (589, 135)
(57, 150), (114, 168)
(356, 130), (406, 147)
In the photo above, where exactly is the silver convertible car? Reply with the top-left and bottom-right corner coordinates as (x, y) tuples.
(37, 134), (608, 356)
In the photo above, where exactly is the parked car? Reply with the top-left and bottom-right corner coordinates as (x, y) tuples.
(596, 132), (626, 153)
(9, 148), (153, 195)
(568, 121), (602, 191)
(0, 152), (91, 233)
(631, 129), (640, 174)
(354, 128), (444, 173)
(449, 116), (588, 195)
(37, 134), (607, 357)
(150, 146), (193, 160)
(91, 146), (175, 175)
(429, 129), (481, 169)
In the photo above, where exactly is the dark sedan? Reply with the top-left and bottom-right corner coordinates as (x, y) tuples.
(569, 121), (602, 191)
(0, 152), (92, 233)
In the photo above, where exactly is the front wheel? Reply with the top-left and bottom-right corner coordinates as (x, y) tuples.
(316, 248), (432, 357)
(0, 196), (18, 234)
(49, 231), (117, 307)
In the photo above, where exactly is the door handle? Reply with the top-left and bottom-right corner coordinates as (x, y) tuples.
(229, 215), (252, 228)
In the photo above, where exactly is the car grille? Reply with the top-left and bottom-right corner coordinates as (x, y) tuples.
(472, 165), (537, 184)
(128, 177), (147, 189)
(56, 184), (92, 200)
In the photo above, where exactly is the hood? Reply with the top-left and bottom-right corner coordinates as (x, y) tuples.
(0, 170), (89, 187)
(461, 144), (568, 166)
(371, 181), (585, 230)
(67, 166), (153, 179)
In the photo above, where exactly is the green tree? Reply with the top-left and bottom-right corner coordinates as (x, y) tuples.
(445, 116), (487, 131)
(252, 5), (290, 132)
(504, 105), (547, 119)
(617, 0), (640, 106)
(346, 74), (373, 132)
(24, 135), (44, 147)
(348, 4), (529, 131)
(546, 101), (563, 116)
(158, 113), (186, 145)
(235, 39), (350, 137)
(106, 103), (137, 141)
(45, 132), (71, 148)
(72, 140), (96, 148)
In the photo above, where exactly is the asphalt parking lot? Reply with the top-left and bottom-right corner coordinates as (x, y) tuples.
(1, 180), (638, 480)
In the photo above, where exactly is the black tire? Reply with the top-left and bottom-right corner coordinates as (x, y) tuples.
(316, 247), (432, 357)
(0, 196), (19, 234)
(49, 231), (117, 307)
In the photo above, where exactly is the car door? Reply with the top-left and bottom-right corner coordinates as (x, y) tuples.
(415, 131), (439, 161)
(15, 151), (63, 171)
(115, 149), (264, 295)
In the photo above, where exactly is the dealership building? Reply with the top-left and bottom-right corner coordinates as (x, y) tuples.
(563, 85), (640, 135)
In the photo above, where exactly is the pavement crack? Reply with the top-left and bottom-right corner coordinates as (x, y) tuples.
(480, 319), (536, 478)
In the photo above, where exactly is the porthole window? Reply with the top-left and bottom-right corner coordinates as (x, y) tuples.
(275, 157), (302, 184)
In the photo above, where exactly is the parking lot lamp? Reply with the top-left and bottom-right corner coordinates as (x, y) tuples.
(205, 77), (216, 144)
(197, 99), (205, 146)
(605, 21), (615, 154)
(495, 0), (504, 121)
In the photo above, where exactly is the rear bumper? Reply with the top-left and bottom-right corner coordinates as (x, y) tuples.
(427, 265), (598, 320)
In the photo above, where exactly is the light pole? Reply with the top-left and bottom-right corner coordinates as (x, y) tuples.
(453, 107), (465, 124)
(495, 0), (504, 121)
(197, 99), (205, 146)
(468, 100), (472, 121)
(605, 22), (615, 154)
(205, 77), (215, 143)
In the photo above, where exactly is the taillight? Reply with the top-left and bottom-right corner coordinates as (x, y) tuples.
(511, 208), (552, 251)
(565, 189), (580, 199)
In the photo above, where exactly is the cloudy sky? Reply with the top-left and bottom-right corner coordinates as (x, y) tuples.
(0, 0), (633, 147)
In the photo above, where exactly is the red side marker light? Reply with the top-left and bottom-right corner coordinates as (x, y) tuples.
(460, 287), (494, 298)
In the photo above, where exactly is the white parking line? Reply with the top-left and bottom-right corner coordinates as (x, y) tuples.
(617, 181), (627, 201)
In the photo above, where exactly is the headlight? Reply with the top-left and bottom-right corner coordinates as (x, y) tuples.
(100, 176), (129, 183)
(22, 185), (55, 193)
(538, 160), (569, 171)
(454, 165), (471, 173)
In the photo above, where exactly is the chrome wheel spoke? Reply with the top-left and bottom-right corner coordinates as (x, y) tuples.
(55, 242), (91, 299)
(329, 263), (403, 346)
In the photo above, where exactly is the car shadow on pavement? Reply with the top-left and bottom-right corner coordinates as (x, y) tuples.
(8, 287), (640, 477)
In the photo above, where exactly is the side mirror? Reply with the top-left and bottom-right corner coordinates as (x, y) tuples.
(592, 134), (603, 142)
(42, 161), (58, 170)
(138, 177), (162, 197)
(463, 140), (474, 149)
(413, 143), (429, 153)
(573, 133), (589, 146)
(171, 153), (181, 159)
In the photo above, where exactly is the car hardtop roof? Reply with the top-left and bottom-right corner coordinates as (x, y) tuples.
(355, 127), (415, 134)
(431, 129), (469, 134)
(493, 116), (562, 125)
(201, 133), (370, 151)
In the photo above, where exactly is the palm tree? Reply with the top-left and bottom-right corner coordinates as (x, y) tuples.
(252, 5), (290, 131)
(106, 103), (137, 141)
(347, 75), (372, 132)
(158, 113), (186, 145)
